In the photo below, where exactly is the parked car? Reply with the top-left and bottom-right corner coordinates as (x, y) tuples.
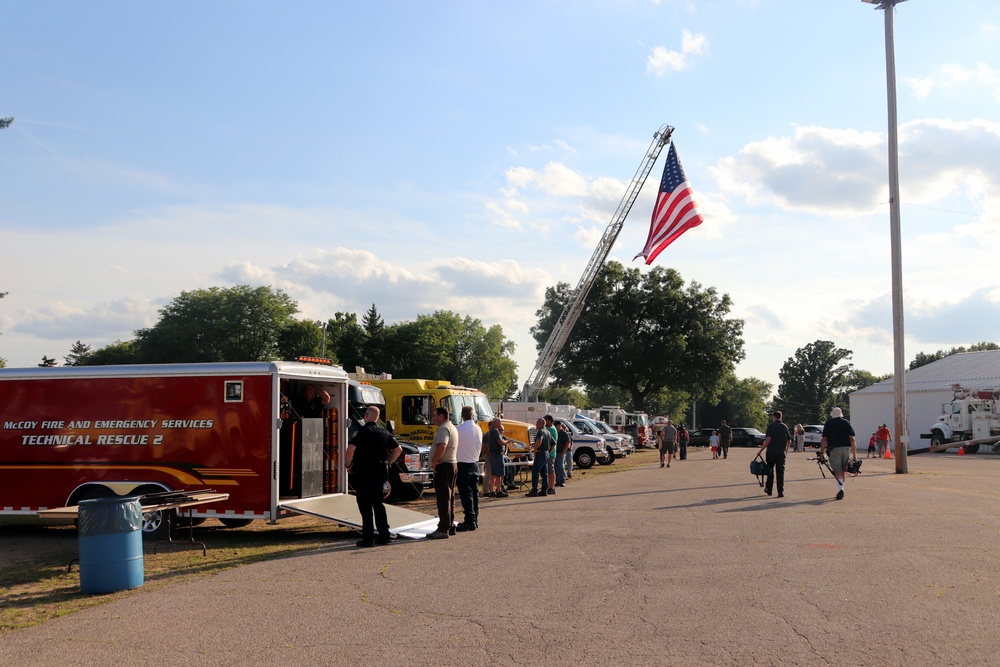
(687, 426), (766, 448)
(687, 428), (717, 448)
(803, 425), (824, 448)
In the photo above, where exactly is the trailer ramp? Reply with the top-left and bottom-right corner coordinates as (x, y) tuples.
(279, 494), (438, 538)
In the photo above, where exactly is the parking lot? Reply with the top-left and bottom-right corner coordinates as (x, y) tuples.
(3, 446), (1000, 666)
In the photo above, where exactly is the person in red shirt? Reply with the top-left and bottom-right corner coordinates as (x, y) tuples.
(867, 432), (877, 458)
(876, 424), (892, 457)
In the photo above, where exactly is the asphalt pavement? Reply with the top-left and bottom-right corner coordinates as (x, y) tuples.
(3, 446), (1000, 666)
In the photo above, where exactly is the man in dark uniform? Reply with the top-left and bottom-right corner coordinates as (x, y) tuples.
(718, 420), (732, 459)
(758, 410), (791, 498)
(345, 406), (401, 547)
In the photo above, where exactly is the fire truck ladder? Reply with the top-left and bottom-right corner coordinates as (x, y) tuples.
(520, 123), (674, 402)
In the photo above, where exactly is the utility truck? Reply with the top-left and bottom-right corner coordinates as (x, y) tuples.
(921, 388), (1000, 454)
(370, 379), (534, 461)
(0, 362), (438, 539)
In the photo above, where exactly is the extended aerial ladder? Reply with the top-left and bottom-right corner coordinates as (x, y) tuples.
(520, 123), (674, 402)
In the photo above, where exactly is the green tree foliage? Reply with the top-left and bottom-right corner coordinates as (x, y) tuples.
(383, 311), (518, 399)
(39, 355), (57, 367)
(134, 285), (300, 362)
(909, 342), (1000, 370)
(362, 304), (385, 369)
(539, 384), (590, 408)
(0, 117), (12, 130)
(325, 312), (365, 371)
(774, 341), (854, 426)
(64, 340), (92, 366)
(277, 319), (324, 361)
(694, 374), (772, 430)
(531, 262), (745, 412)
(81, 340), (140, 365)
(831, 368), (890, 411)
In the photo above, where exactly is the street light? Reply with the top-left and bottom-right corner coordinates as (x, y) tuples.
(863, 0), (909, 474)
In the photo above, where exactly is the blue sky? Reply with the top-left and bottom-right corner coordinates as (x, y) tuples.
(2, 1), (999, 395)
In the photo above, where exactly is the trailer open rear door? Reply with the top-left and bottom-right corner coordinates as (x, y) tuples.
(278, 494), (438, 538)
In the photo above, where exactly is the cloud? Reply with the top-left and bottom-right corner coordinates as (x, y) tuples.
(9, 294), (159, 341)
(710, 119), (1000, 216)
(839, 286), (1000, 349)
(646, 30), (708, 76)
(906, 62), (1000, 102)
(217, 249), (551, 342)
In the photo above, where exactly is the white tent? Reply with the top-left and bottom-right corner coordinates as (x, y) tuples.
(849, 350), (1000, 452)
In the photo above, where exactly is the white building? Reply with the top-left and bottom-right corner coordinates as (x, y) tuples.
(849, 350), (1000, 452)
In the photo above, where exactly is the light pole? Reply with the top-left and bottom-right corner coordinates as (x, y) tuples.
(863, 0), (909, 473)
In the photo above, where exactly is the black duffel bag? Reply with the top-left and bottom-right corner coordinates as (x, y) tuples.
(750, 455), (768, 477)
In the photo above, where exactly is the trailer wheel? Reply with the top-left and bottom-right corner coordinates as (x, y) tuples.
(575, 449), (595, 469)
(218, 518), (253, 528)
(141, 511), (171, 540)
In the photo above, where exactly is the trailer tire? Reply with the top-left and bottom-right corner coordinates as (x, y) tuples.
(218, 518), (253, 528)
(575, 449), (595, 469)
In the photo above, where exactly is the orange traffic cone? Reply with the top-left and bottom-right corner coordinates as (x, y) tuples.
(884, 447), (892, 459)
(958, 446), (966, 455)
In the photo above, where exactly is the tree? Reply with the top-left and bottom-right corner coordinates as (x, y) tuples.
(694, 374), (772, 430)
(325, 312), (366, 371)
(831, 369), (889, 411)
(39, 355), (57, 367)
(361, 304), (386, 371)
(134, 285), (301, 363)
(531, 262), (745, 412)
(774, 341), (853, 426)
(539, 384), (590, 407)
(64, 340), (92, 366)
(0, 117), (12, 130)
(383, 311), (519, 399)
(909, 342), (1000, 370)
(277, 319), (324, 361)
(80, 339), (139, 365)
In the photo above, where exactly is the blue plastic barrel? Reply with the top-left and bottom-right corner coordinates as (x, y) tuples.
(77, 496), (144, 594)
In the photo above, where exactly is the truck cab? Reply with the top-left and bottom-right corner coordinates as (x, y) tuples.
(554, 418), (610, 469)
(346, 380), (432, 503)
(570, 416), (626, 463)
(370, 379), (534, 461)
(599, 406), (651, 447)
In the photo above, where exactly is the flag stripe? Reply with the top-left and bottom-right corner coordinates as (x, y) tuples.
(634, 142), (704, 265)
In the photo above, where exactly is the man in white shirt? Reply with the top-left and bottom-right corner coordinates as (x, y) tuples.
(455, 405), (483, 531)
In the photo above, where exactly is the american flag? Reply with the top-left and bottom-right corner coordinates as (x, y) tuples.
(634, 142), (704, 265)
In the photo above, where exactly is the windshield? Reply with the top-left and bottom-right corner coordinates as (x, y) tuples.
(473, 394), (495, 421)
(572, 420), (598, 434)
(597, 422), (615, 434)
(443, 392), (495, 424)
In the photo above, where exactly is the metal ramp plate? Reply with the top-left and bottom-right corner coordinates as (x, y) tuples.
(278, 494), (438, 538)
